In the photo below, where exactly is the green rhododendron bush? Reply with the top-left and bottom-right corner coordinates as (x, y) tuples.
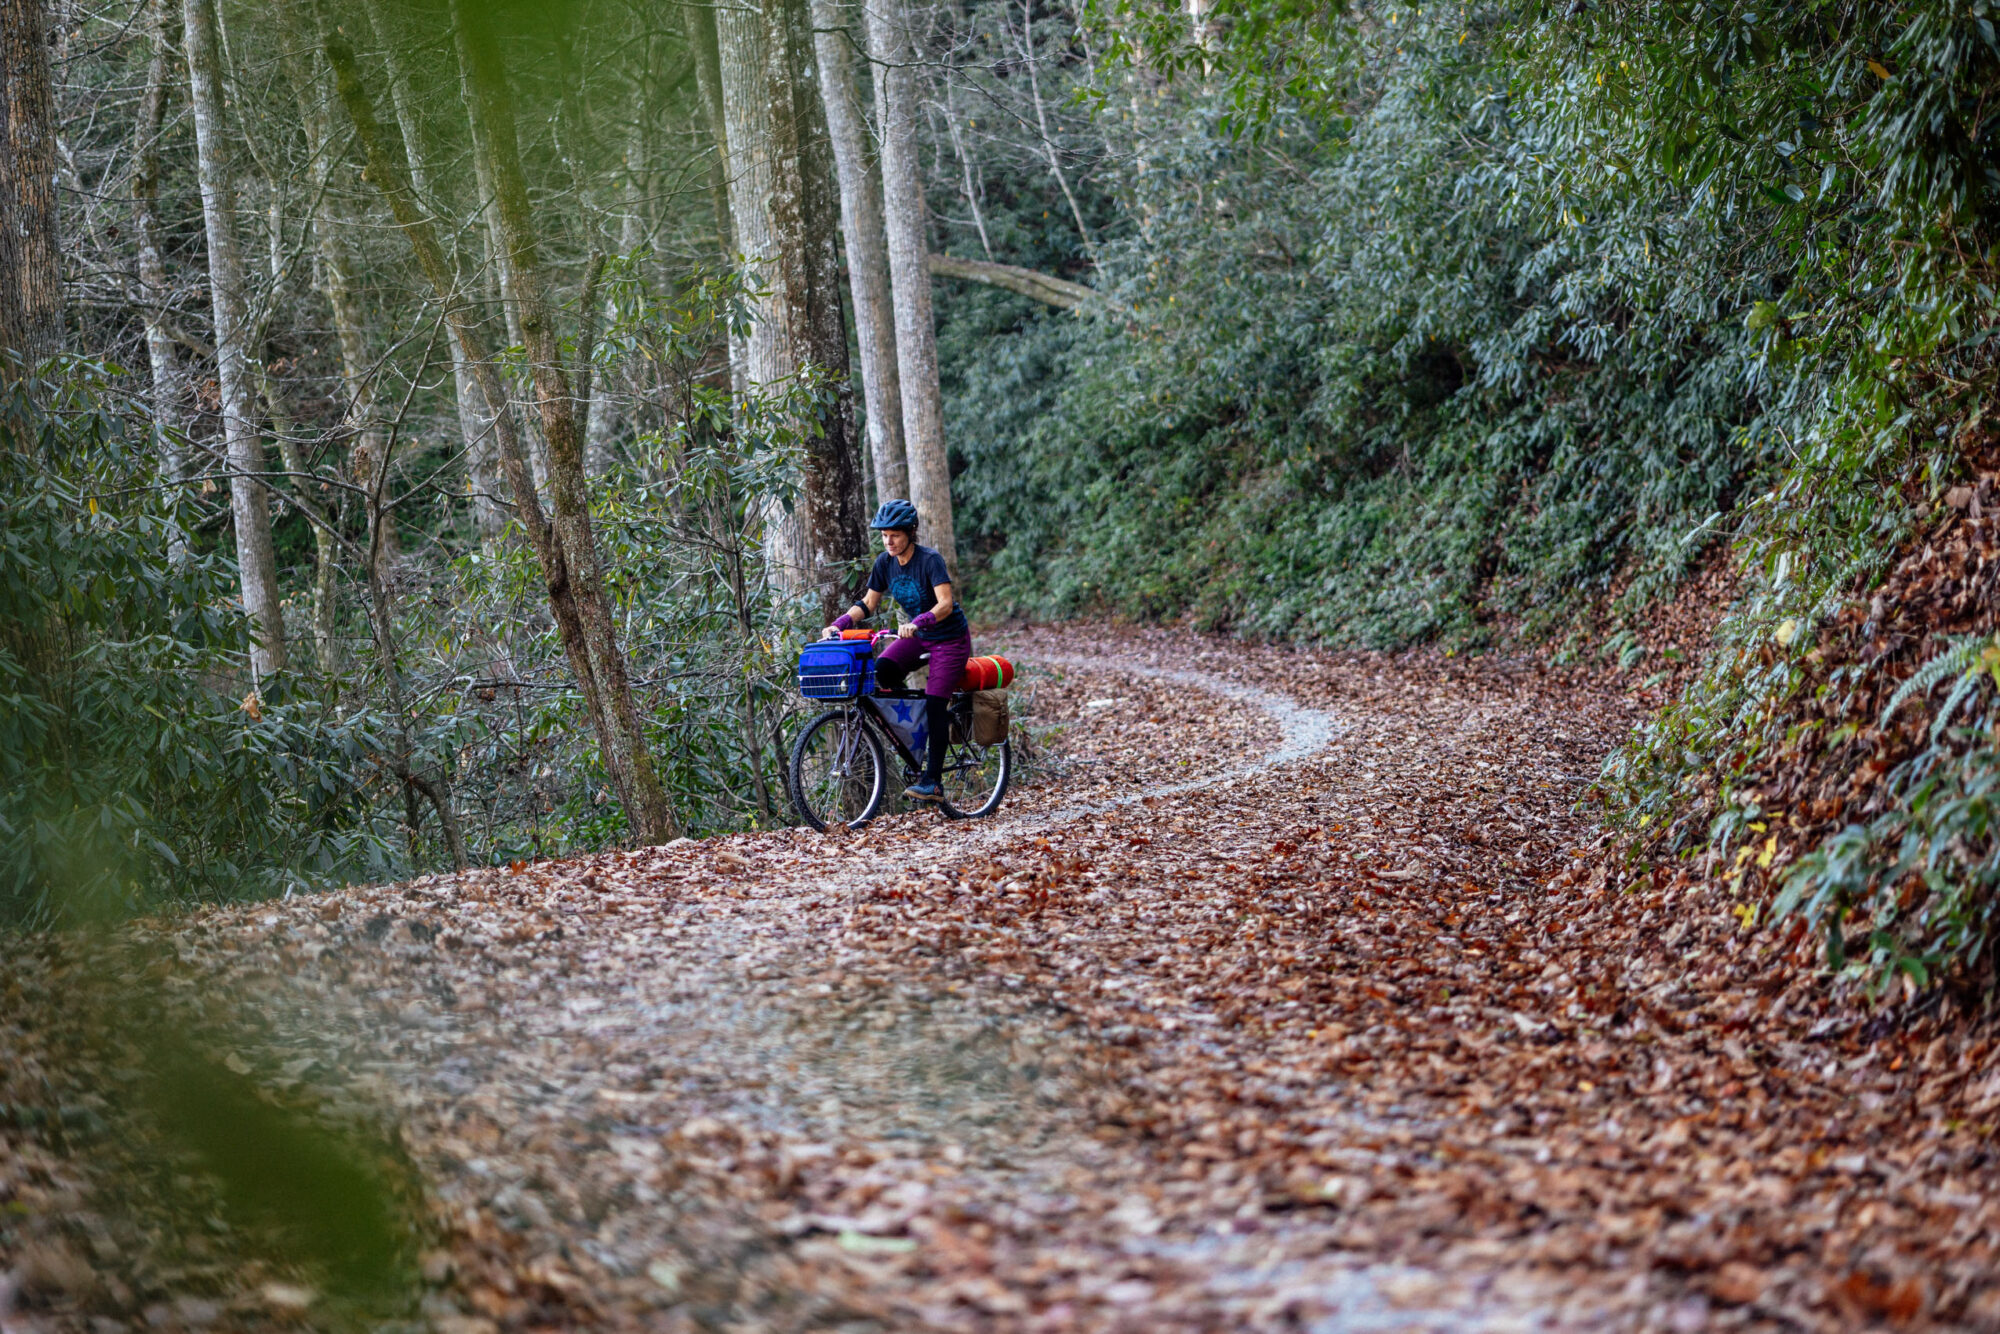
(939, 0), (2000, 994)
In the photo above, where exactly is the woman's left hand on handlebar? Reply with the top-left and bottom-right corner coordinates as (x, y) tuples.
(897, 623), (917, 639)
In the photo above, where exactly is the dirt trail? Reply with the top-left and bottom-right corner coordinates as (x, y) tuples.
(11, 626), (2000, 1332)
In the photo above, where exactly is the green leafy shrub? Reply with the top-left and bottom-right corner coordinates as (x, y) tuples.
(949, 1), (1767, 647)
(0, 364), (395, 927)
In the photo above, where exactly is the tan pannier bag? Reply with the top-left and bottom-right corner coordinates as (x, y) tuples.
(972, 689), (1010, 745)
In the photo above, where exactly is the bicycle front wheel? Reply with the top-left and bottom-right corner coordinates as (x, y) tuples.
(940, 737), (1010, 820)
(789, 708), (887, 831)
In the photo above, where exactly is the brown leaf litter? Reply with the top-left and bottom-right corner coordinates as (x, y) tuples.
(5, 624), (2000, 1331)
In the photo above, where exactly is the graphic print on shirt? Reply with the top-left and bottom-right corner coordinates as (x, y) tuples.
(889, 570), (926, 619)
(865, 545), (966, 642)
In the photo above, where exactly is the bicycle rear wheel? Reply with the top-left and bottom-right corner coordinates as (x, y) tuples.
(789, 708), (887, 831)
(939, 734), (1010, 819)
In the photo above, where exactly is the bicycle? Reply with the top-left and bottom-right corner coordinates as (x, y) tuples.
(787, 636), (1011, 831)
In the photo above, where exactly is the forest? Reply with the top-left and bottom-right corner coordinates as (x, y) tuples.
(9, 0), (1999, 990)
(9, 0), (2000, 1325)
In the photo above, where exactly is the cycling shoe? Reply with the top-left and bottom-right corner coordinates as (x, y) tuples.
(903, 781), (944, 803)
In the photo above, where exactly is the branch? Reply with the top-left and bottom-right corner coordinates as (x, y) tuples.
(925, 253), (1100, 311)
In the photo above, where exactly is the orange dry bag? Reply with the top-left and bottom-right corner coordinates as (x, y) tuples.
(961, 655), (1015, 691)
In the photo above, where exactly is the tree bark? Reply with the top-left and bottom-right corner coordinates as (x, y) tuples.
(811, 0), (907, 506)
(769, 0), (868, 609)
(280, 39), (390, 617)
(715, 0), (795, 556)
(323, 27), (673, 844)
(309, 183), (391, 546)
(683, 1), (733, 261)
(184, 0), (286, 677)
(133, 0), (186, 500)
(0, 0), (63, 370)
(718, 0), (868, 607)
(583, 123), (647, 477)
(448, 0), (682, 844)
(461, 79), (548, 498)
(262, 365), (341, 675)
(866, 0), (955, 569)
(359, 415), (468, 872)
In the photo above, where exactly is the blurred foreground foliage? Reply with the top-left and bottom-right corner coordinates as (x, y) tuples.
(0, 362), (396, 927)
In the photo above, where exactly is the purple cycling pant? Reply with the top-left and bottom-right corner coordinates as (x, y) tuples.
(875, 628), (973, 698)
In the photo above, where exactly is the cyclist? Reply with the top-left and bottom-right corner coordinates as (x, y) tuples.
(823, 499), (971, 803)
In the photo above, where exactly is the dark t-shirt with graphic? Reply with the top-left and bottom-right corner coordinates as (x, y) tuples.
(866, 545), (968, 642)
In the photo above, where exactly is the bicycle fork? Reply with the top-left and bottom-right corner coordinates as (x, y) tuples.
(834, 711), (863, 776)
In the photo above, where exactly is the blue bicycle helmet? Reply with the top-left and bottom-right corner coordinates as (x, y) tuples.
(870, 498), (919, 531)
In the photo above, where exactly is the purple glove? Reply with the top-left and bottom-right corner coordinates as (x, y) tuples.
(833, 613), (855, 631)
(911, 611), (937, 631)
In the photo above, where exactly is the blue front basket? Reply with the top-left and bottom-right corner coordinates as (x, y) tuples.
(796, 640), (876, 700)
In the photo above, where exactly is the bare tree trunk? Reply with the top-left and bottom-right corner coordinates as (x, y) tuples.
(719, 0), (866, 608)
(356, 0), (506, 543)
(683, 1), (733, 261)
(448, 1), (682, 844)
(262, 367), (340, 675)
(583, 133), (645, 477)
(464, 111), (548, 497)
(866, 0), (955, 569)
(286, 48), (397, 572)
(770, 0), (868, 609)
(715, 0), (805, 578)
(581, 95), (647, 480)
(0, 0), (63, 370)
(577, 248), (612, 477)
(133, 0), (186, 503)
(184, 0), (286, 677)
(324, 27), (660, 840)
(452, 20), (545, 497)
(308, 189), (387, 522)
(251, 171), (342, 677)
(812, 0), (906, 506)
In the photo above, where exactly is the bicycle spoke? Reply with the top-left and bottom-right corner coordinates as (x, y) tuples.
(791, 711), (884, 829)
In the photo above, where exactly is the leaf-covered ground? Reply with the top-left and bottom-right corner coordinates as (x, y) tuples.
(7, 625), (2000, 1331)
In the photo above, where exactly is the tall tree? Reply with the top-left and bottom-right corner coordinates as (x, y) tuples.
(717, 0), (868, 607)
(811, 0), (907, 505)
(682, 1), (733, 261)
(716, 0), (791, 531)
(323, 26), (682, 844)
(132, 0), (186, 494)
(460, 55), (548, 497)
(0, 0), (63, 369)
(184, 0), (286, 677)
(770, 0), (869, 604)
(447, 2), (684, 842)
(355, 0), (506, 543)
(866, 0), (956, 567)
